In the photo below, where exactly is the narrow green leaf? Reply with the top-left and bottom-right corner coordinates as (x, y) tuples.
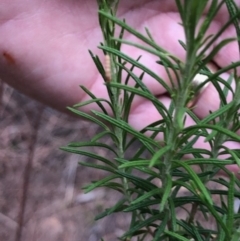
(131, 188), (162, 205)
(231, 227), (240, 241)
(61, 147), (117, 168)
(226, 172), (235, 231)
(149, 145), (171, 167)
(92, 110), (159, 147)
(220, 146), (240, 168)
(91, 130), (118, 143)
(99, 45), (172, 93)
(173, 196), (202, 207)
(174, 158), (234, 167)
(164, 230), (191, 241)
(226, 0), (240, 52)
(176, 220), (195, 237)
(203, 38), (236, 64)
(79, 162), (116, 174)
(178, 148), (212, 157)
(197, 0), (222, 42)
(100, 182), (123, 193)
(79, 84), (113, 114)
(95, 198), (127, 220)
(204, 130), (218, 142)
(222, 74), (233, 99)
(110, 81), (171, 123)
(174, 161), (213, 205)
(198, 9), (240, 60)
(152, 212), (169, 241)
(67, 107), (109, 130)
(205, 203), (229, 238)
(124, 199), (160, 212)
(116, 171), (158, 192)
(119, 160), (150, 169)
(160, 174), (172, 212)
(113, 38), (170, 59)
(168, 198), (177, 232)
(121, 214), (163, 238)
(200, 103), (233, 124)
(68, 141), (118, 155)
(73, 98), (108, 109)
(192, 225), (205, 241)
(99, 10), (174, 56)
(183, 124), (240, 142)
(83, 174), (119, 193)
(89, 50), (105, 80)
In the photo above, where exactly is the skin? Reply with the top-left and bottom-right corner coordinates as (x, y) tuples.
(0, 0), (240, 174)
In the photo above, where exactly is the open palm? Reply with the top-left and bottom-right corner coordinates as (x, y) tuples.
(0, 0), (240, 173)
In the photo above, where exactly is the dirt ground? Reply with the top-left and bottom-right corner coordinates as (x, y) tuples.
(0, 83), (131, 241)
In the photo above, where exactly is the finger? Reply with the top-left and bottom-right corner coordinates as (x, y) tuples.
(192, 71), (235, 118)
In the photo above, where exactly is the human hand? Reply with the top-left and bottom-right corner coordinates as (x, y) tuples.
(0, 0), (240, 173)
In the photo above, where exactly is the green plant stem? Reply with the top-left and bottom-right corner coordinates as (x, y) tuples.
(161, 89), (189, 222)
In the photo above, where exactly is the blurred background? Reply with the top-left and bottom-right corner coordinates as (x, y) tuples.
(0, 82), (130, 241)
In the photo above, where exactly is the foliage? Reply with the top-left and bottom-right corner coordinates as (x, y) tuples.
(62, 0), (240, 240)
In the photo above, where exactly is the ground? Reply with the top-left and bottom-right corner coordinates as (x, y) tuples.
(0, 83), (130, 241)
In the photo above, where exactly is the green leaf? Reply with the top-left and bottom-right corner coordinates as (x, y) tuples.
(115, 62), (171, 122)
(121, 214), (163, 238)
(95, 198), (127, 220)
(192, 225), (205, 241)
(122, 56), (142, 125)
(222, 74), (233, 99)
(78, 85), (113, 115)
(159, 174), (172, 212)
(183, 124), (240, 142)
(172, 180), (198, 197)
(204, 130), (218, 142)
(83, 174), (119, 193)
(168, 198), (177, 232)
(99, 10), (175, 57)
(173, 196), (202, 207)
(73, 98), (109, 109)
(202, 38), (236, 64)
(99, 45), (172, 94)
(173, 158), (234, 167)
(226, 0), (240, 52)
(173, 161), (213, 206)
(197, 0), (222, 42)
(149, 145), (171, 167)
(124, 199), (160, 212)
(116, 171), (158, 192)
(92, 110), (159, 147)
(220, 146), (240, 168)
(201, 103), (233, 124)
(118, 160), (150, 169)
(99, 182), (123, 193)
(68, 141), (118, 155)
(131, 188), (162, 205)
(89, 50), (105, 80)
(109, 82), (171, 123)
(226, 172), (235, 231)
(79, 161), (116, 174)
(164, 230), (192, 241)
(61, 147), (117, 168)
(113, 38), (170, 59)
(152, 212), (169, 241)
(91, 130), (118, 143)
(176, 220), (195, 237)
(67, 107), (109, 130)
